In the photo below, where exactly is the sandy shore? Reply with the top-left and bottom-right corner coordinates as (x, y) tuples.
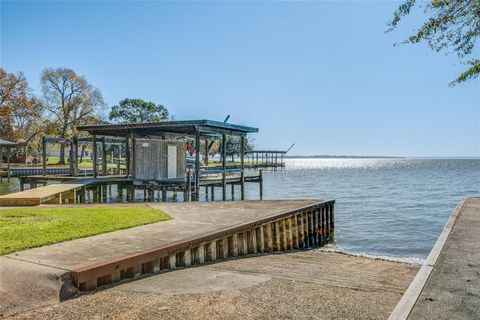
(8, 250), (419, 319)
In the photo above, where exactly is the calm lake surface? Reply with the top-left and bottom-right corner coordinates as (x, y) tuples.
(254, 158), (480, 263)
(1, 158), (478, 263)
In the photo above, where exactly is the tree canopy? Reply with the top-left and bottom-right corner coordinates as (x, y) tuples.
(0, 68), (43, 141)
(41, 67), (105, 163)
(387, 0), (480, 85)
(109, 98), (169, 124)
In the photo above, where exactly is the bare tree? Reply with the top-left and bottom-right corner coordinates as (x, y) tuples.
(41, 67), (104, 164)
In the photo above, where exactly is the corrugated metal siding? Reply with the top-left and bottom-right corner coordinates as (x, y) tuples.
(134, 139), (186, 181)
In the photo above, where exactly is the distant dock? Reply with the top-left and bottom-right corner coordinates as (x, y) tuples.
(390, 197), (480, 319)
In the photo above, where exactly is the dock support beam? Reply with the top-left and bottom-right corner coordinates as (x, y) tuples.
(194, 130), (200, 201)
(222, 134), (226, 201)
(73, 136), (79, 176)
(6, 149), (10, 182)
(204, 138), (209, 165)
(0, 146), (2, 182)
(68, 139), (74, 176)
(130, 132), (135, 179)
(92, 135), (98, 178)
(259, 169), (263, 200)
(125, 136), (130, 178)
(240, 135), (245, 200)
(101, 137), (107, 176)
(42, 136), (47, 176)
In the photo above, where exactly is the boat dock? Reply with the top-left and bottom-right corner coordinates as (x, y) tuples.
(0, 170), (264, 206)
(389, 197), (480, 319)
(0, 178), (94, 206)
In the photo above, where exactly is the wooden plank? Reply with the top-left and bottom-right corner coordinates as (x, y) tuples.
(0, 179), (94, 206)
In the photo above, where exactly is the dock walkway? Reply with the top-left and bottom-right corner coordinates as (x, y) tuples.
(389, 197), (480, 319)
(0, 178), (94, 206)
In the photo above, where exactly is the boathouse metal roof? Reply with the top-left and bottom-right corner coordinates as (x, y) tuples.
(78, 120), (259, 137)
(0, 138), (17, 147)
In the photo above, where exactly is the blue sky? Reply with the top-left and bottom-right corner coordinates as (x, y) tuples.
(1, 1), (479, 157)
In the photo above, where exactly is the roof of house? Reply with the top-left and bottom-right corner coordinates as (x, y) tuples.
(78, 120), (259, 137)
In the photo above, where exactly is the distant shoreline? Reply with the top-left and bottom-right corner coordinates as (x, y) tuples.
(284, 155), (480, 159)
(284, 155), (403, 159)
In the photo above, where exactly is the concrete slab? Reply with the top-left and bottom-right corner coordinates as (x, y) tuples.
(115, 268), (272, 295)
(7, 200), (319, 270)
(9, 251), (420, 320)
(0, 256), (71, 317)
(1, 200), (322, 317)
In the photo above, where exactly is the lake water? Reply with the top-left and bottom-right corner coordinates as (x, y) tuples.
(2, 158), (479, 264)
(254, 158), (480, 264)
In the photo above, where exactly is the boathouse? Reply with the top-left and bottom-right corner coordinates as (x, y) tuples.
(77, 120), (259, 200)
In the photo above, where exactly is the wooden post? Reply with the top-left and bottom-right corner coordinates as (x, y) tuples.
(0, 146), (3, 182)
(6, 148), (11, 182)
(117, 144), (121, 174)
(125, 137), (130, 178)
(204, 139), (209, 165)
(240, 135), (245, 200)
(185, 169), (191, 202)
(101, 137), (107, 176)
(92, 134), (98, 178)
(194, 130), (200, 201)
(69, 139), (74, 176)
(42, 136), (47, 176)
(222, 134), (226, 201)
(130, 132), (135, 179)
(259, 169), (263, 200)
(73, 136), (79, 176)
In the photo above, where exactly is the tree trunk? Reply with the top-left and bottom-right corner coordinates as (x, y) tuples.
(79, 145), (86, 163)
(59, 144), (66, 164)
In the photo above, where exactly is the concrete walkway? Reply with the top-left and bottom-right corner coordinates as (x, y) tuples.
(0, 200), (318, 317)
(390, 197), (480, 319)
(6, 200), (318, 269)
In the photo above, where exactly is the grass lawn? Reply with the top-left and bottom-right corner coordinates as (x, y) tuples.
(47, 156), (125, 169)
(0, 205), (172, 255)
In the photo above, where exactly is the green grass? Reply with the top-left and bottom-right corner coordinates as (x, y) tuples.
(47, 156), (125, 169)
(0, 205), (172, 255)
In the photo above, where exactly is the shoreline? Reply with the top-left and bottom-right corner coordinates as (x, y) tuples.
(318, 247), (425, 266)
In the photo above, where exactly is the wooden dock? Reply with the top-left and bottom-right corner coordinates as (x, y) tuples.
(0, 178), (94, 206)
(0, 172), (263, 206)
(389, 197), (480, 319)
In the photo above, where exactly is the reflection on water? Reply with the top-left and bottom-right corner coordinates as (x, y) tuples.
(254, 158), (480, 263)
(1, 158), (479, 262)
(0, 178), (20, 195)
